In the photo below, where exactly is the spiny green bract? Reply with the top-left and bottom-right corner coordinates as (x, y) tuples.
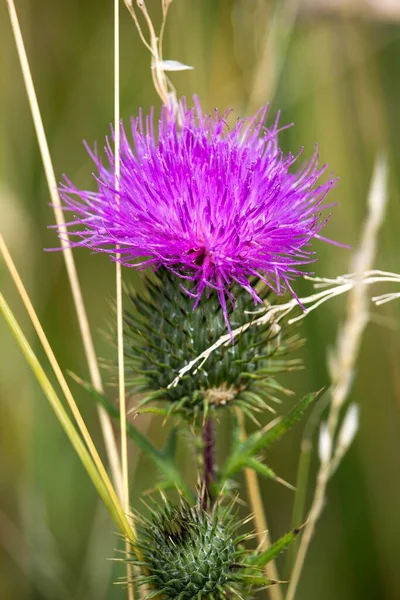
(124, 269), (302, 420)
(131, 500), (266, 599)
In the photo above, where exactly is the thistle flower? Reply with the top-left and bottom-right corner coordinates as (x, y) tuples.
(130, 498), (270, 599)
(58, 98), (336, 328)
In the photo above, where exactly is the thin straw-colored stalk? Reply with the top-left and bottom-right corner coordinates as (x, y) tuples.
(122, 1), (165, 103)
(0, 235), (134, 540)
(122, 0), (179, 111)
(114, 1), (135, 597)
(285, 155), (388, 600)
(0, 293), (131, 539)
(123, 1), (153, 54)
(237, 411), (283, 600)
(5, 0), (123, 501)
(241, 8), (298, 597)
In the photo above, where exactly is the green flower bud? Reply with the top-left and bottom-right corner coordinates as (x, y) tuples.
(124, 269), (302, 420)
(131, 499), (266, 599)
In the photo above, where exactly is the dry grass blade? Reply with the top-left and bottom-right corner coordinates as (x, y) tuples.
(285, 154), (388, 600)
(0, 235), (134, 540)
(0, 292), (133, 540)
(114, 0), (135, 597)
(122, 0), (181, 114)
(5, 0), (123, 500)
(237, 411), (283, 600)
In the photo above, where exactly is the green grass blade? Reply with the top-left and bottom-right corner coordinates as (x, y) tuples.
(0, 293), (130, 537)
(251, 527), (303, 568)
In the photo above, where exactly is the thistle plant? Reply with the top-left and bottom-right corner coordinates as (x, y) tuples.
(2, 2), (395, 600)
(53, 81), (336, 597)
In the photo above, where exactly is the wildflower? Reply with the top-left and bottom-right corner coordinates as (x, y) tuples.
(58, 97), (336, 328)
(130, 498), (272, 599)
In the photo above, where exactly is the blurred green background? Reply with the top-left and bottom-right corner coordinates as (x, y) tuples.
(1, 1), (400, 599)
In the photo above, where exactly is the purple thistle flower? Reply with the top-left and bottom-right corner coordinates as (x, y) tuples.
(57, 97), (336, 329)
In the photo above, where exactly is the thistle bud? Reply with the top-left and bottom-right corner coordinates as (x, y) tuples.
(124, 268), (302, 420)
(132, 500), (265, 599)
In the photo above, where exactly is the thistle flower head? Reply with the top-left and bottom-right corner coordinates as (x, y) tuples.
(58, 97), (336, 328)
(131, 499), (267, 599)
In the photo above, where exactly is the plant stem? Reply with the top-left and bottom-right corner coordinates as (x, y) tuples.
(5, 0), (123, 501)
(114, 1), (134, 598)
(285, 389), (331, 576)
(285, 439), (312, 576)
(237, 411), (283, 600)
(0, 293), (131, 539)
(202, 417), (216, 510)
(286, 156), (387, 600)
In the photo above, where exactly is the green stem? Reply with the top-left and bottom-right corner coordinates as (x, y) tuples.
(285, 440), (312, 576)
(285, 389), (331, 576)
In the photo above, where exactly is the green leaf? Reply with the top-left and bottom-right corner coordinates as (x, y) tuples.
(245, 391), (322, 455)
(134, 406), (169, 417)
(233, 574), (276, 587)
(221, 391), (321, 482)
(250, 526), (304, 567)
(246, 458), (278, 481)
